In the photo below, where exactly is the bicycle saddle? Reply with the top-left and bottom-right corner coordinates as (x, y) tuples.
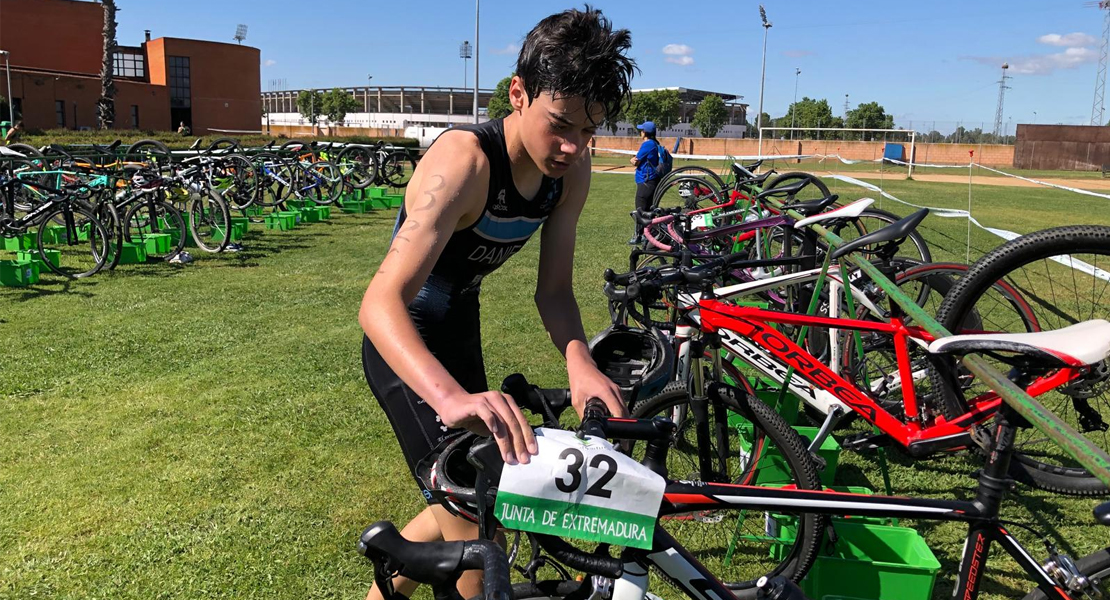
(928, 319), (1110, 368)
(755, 178), (812, 199)
(1095, 501), (1110, 527)
(793, 197), (874, 229)
(782, 194), (840, 216)
(829, 208), (929, 261)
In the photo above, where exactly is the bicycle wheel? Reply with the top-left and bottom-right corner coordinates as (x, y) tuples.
(764, 172), (831, 204)
(628, 381), (823, 591)
(934, 225), (1110, 495)
(255, 154), (291, 207)
(303, 161), (342, 205)
(124, 139), (173, 170)
(124, 200), (187, 261)
(204, 137), (242, 156)
(34, 205), (109, 278)
(336, 144), (378, 189)
(656, 165), (728, 198)
(1022, 547), (1110, 599)
(382, 150), (417, 187)
(213, 154), (258, 210)
(651, 175), (728, 215)
(187, 187), (231, 253)
(834, 207), (932, 265)
(92, 195), (124, 271)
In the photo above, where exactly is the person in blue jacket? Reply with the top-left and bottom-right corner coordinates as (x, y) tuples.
(629, 120), (660, 244)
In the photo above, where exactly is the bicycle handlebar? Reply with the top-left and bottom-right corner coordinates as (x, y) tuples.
(358, 521), (511, 600)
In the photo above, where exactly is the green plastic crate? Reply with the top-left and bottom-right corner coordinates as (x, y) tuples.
(316, 205), (331, 220)
(799, 521), (941, 600)
(0, 259), (39, 286)
(736, 424), (841, 487)
(286, 199), (317, 210)
(264, 212), (296, 231)
(277, 210), (301, 226)
(116, 242), (148, 264)
(300, 207), (324, 223)
(230, 217), (250, 234)
(2, 233), (35, 251)
(16, 249), (60, 271)
(341, 200), (371, 214)
(40, 225), (68, 244)
(140, 233), (173, 255)
(242, 206), (264, 217)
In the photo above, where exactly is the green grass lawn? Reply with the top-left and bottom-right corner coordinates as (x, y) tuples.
(1, 176), (1107, 599)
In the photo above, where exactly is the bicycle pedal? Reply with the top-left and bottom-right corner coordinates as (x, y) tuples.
(840, 433), (889, 452)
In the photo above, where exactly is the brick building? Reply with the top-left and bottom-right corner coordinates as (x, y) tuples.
(0, 0), (261, 134)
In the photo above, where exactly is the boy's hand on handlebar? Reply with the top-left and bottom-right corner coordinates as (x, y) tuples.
(436, 391), (538, 465)
(567, 355), (627, 420)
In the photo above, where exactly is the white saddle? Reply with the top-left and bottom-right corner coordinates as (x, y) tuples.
(928, 319), (1110, 367)
(793, 198), (875, 229)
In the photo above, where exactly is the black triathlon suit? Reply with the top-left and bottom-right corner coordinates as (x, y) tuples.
(361, 118), (564, 500)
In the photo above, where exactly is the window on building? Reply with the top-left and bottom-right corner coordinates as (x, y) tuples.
(55, 100), (66, 128)
(131, 105), (140, 129)
(113, 51), (146, 79)
(167, 55), (191, 108)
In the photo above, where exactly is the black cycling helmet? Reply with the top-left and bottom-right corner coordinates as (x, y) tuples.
(415, 432), (484, 523)
(588, 325), (674, 406)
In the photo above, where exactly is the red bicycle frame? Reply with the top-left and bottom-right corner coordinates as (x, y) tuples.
(698, 299), (1078, 454)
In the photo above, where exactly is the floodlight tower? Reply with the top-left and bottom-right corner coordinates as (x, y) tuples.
(992, 63), (1011, 137)
(234, 24), (248, 45)
(1090, 1), (1110, 125)
(756, 5), (772, 153)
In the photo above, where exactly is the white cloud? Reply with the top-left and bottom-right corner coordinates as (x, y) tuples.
(490, 43), (520, 55)
(263, 59), (277, 67)
(965, 46), (1098, 75)
(1037, 32), (1097, 47)
(662, 44), (694, 66)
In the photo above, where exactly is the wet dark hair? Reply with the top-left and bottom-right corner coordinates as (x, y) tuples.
(516, 5), (637, 124)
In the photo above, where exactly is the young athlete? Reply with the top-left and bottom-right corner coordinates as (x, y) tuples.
(359, 6), (636, 598)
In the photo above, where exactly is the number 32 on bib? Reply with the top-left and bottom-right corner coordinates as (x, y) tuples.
(495, 428), (665, 550)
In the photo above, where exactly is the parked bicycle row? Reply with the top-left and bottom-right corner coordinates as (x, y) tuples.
(358, 163), (1110, 599)
(0, 136), (418, 282)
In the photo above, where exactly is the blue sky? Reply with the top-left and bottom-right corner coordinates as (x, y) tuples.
(116, 0), (1106, 132)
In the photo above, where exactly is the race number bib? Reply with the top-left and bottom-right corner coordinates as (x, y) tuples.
(495, 428), (665, 550)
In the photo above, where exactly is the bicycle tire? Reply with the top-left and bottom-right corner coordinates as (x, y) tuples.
(629, 381), (824, 591)
(188, 187), (232, 253)
(213, 154), (259, 210)
(1021, 547), (1110, 599)
(254, 153), (290, 207)
(34, 205), (109, 278)
(124, 200), (187, 261)
(204, 137), (241, 155)
(303, 160), (342, 205)
(764, 172), (831, 204)
(656, 166), (728, 199)
(124, 139), (173, 169)
(92, 195), (124, 271)
(933, 225), (1110, 495)
(382, 150), (417, 187)
(844, 207), (933, 265)
(337, 144), (378, 189)
(6, 143), (42, 158)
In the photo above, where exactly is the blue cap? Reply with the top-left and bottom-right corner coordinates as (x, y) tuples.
(637, 121), (656, 134)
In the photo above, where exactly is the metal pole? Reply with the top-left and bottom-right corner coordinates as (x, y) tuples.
(473, 0), (480, 124)
(790, 68), (800, 140)
(908, 130), (915, 179)
(1, 51), (13, 123)
(756, 5), (771, 156)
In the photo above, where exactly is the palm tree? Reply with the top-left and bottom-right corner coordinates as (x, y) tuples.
(97, 0), (118, 129)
